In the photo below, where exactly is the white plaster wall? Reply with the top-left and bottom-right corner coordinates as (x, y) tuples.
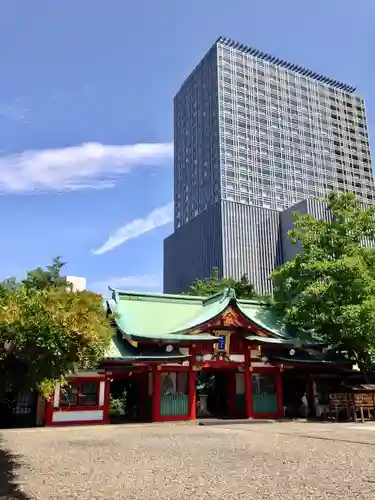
(53, 383), (60, 408)
(70, 371), (104, 378)
(230, 354), (245, 362)
(98, 381), (105, 406)
(52, 410), (104, 423)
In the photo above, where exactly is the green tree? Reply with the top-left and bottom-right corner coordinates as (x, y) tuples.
(272, 192), (375, 373)
(22, 256), (68, 290)
(0, 277), (19, 297)
(186, 267), (256, 299)
(0, 258), (113, 400)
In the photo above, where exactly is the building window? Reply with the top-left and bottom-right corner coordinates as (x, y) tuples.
(161, 372), (188, 395)
(60, 381), (100, 407)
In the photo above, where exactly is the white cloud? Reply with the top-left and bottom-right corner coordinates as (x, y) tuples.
(89, 274), (162, 296)
(92, 202), (173, 255)
(0, 142), (173, 193)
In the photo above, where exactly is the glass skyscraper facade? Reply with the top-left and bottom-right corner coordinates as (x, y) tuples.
(164, 37), (374, 294)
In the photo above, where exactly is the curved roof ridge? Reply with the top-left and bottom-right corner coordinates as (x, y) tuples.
(236, 301), (289, 339)
(202, 287), (236, 305)
(237, 298), (270, 306)
(109, 287), (206, 303)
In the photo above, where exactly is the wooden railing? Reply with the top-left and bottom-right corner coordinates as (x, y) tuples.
(160, 394), (189, 417)
(328, 392), (375, 422)
(253, 393), (278, 415)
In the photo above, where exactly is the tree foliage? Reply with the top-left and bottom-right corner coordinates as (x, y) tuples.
(22, 256), (68, 291)
(0, 258), (113, 399)
(272, 192), (375, 372)
(186, 267), (256, 299)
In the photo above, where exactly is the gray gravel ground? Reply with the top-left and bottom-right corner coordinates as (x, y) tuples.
(2, 421), (375, 500)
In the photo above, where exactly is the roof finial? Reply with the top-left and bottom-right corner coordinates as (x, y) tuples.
(226, 287), (236, 300)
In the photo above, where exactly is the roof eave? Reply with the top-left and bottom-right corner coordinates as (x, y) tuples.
(245, 336), (300, 346)
(245, 336), (326, 348)
(269, 356), (354, 366)
(104, 354), (190, 362)
(122, 332), (218, 343)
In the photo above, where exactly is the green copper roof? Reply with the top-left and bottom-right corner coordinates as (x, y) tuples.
(106, 287), (310, 343)
(238, 301), (321, 343)
(237, 301), (289, 338)
(106, 334), (132, 358)
(104, 335), (190, 362)
(106, 289), (230, 342)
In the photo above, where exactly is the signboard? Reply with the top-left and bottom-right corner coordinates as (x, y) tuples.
(217, 335), (226, 352)
(213, 330), (231, 355)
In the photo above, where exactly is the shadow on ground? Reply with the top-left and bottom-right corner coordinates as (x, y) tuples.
(0, 437), (30, 499)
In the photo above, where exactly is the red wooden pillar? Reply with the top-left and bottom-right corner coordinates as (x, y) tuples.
(103, 377), (111, 424)
(45, 399), (53, 426)
(188, 345), (197, 420)
(244, 347), (254, 419)
(152, 367), (161, 422)
(228, 371), (236, 418)
(276, 367), (284, 418)
(188, 370), (197, 420)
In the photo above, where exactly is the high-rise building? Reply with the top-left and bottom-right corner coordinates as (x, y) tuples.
(164, 37), (374, 295)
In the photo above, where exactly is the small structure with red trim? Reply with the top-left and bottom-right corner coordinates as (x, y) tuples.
(45, 288), (355, 426)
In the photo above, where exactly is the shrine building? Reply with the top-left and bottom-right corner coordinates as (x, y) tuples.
(45, 288), (355, 426)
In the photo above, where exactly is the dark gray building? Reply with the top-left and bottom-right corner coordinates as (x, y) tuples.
(164, 37), (374, 295)
(280, 198), (330, 263)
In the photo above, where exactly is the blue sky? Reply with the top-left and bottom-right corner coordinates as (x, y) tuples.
(0, 0), (374, 295)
